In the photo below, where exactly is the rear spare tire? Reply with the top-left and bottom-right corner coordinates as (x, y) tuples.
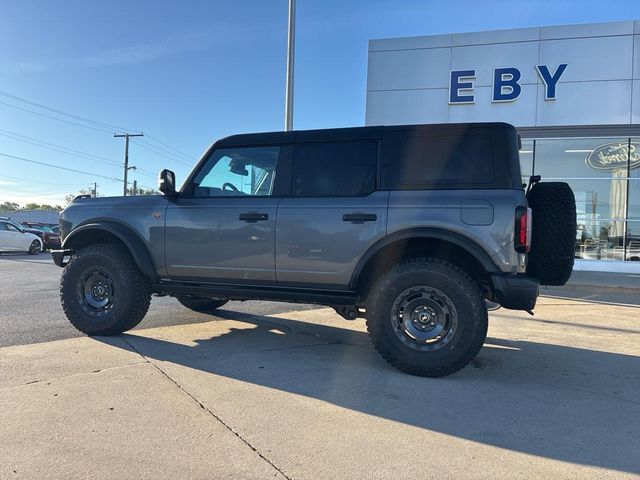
(526, 182), (576, 286)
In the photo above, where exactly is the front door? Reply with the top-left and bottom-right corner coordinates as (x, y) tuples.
(165, 146), (281, 283)
(0, 222), (23, 251)
(0, 222), (16, 250)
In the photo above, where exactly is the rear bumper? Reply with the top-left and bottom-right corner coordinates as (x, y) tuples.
(51, 249), (73, 267)
(490, 273), (539, 311)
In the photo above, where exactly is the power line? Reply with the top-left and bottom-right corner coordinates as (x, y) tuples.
(139, 138), (195, 164)
(0, 89), (196, 171)
(133, 140), (193, 167)
(0, 152), (124, 182)
(0, 100), (113, 134)
(0, 185), (72, 196)
(0, 174), (90, 186)
(130, 170), (157, 179)
(0, 129), (121, 167)
(143, 133), (195, 162)
(0, 100), (190, 170)
(0, 174), (154, 196)
(0, 127), (158, 178)
(0, 89), (138, 133)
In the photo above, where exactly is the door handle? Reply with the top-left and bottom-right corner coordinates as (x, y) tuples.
(342, 213), (377, 223)
(239, 212), (269, 223)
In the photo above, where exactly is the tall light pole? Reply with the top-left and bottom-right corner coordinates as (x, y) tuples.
(284, 0), (296, 131)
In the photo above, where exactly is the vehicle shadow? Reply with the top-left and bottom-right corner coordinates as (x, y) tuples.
(99, 310), (639, 474)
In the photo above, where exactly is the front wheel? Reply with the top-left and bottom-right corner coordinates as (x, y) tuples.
(28, 240), (41, 255)
(366, 258), (488, 377)
(60, 243), (152, 336)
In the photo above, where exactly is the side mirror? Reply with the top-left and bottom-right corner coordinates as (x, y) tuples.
(158, 169), (177, 196)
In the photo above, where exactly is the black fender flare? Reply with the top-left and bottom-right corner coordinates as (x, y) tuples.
(62, 221), (158, 280)
(349, 227), (500, 290)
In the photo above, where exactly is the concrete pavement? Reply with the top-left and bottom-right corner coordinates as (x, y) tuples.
(1, 297), (639, 479)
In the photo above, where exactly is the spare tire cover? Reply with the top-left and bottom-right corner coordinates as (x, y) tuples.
(526, 182), (577, 286)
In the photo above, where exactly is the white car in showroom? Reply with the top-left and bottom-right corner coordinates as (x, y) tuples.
(0, 218), (43, 255)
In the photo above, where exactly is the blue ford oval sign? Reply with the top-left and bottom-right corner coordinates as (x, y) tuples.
(586, 142), (640, 171)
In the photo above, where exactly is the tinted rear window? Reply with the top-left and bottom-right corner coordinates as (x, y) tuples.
(292, 141), (377, 196)
(397, 134), (494, 186)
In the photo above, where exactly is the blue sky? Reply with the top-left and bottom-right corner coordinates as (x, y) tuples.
(2, 0), (640, 205)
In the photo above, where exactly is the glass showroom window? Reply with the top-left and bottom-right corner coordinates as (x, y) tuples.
(627, 138), (640, 261)
(534, 137), (630, 261)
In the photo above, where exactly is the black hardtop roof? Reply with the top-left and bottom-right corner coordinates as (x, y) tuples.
(214, 122), (516, 147)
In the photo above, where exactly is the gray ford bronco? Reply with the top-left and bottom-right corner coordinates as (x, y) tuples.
(53, 122), (576, 377)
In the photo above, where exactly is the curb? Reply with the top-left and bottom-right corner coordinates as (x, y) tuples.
(541, 284), (640, 295)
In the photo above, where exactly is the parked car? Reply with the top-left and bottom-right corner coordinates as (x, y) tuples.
(19, 225), (46, 246)
(20, 222), (61, 249)
(0, 218), (43, 254)
(52, 122), (576, 377)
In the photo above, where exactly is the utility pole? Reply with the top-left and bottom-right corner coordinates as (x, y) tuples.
(132, 180), (137, 196)
(92, 182), (97, 198)
(114, 133), (143, 195)
(284, 0), (296, 131)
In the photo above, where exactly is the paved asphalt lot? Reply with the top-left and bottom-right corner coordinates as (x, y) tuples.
(1, 252), (639, 478)
(0, 252), (318, 347)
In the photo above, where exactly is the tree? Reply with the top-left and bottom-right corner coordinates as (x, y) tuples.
(0, 201), (63, 212)
(126, 186), (158, 196)
(21, 203), (63, 211)
(0, 201), (20, 212)
(65, 187), (101, 206)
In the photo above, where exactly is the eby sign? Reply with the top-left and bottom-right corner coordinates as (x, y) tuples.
(449, 64), (568, 104)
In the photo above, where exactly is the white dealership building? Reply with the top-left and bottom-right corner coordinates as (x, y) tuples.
(366, 20), (640, 272)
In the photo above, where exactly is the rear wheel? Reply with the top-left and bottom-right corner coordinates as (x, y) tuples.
(176, 295), (228, 313)
(366, 258), (487, 377)
(60, 243), (151, 335)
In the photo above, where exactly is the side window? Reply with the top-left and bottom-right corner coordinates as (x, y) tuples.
(192, 146), (280, 197)
(396, 134), (494, 186)
(5, 223), (20, 232)
(292, 141), (377, 196)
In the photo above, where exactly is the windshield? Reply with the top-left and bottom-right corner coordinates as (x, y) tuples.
(6, 219), (24, 232)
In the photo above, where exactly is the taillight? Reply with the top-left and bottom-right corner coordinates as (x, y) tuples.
(515, 206), (532, 253)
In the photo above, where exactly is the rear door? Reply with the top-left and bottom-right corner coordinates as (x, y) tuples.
(276, 139), (388, 288)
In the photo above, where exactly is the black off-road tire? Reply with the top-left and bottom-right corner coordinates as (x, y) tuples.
(366, 258), (488, 377)
(526, 182), (576, 286)
(60, 243), (152, 336)
(176, 295), (228, 313)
